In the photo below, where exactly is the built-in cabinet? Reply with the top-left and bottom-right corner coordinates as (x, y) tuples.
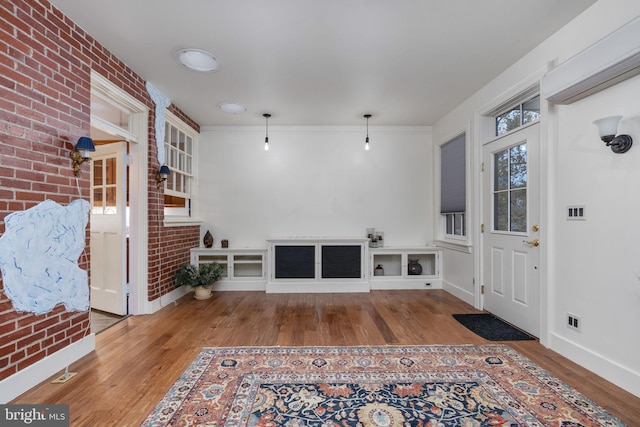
(190, 243), (442, 292)
(369, 247), (441, 289)
(190, 248), (267, 291)
(266, 238), (369, 293)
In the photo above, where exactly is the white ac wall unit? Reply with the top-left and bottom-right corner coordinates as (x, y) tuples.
(541, 15), (640, 104)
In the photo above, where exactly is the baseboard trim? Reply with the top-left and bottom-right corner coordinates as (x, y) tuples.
(369, 279), (442, 290)
(549, 332), (640, 398)
(266, 282), (369, 293)
(212, 281), (267, 291)
(0, 333), (96, 403)
(442, 280), (475, 306)
(148, 286), (190, 313)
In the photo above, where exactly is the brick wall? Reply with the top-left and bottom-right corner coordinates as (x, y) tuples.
(0, 0), (199, 383)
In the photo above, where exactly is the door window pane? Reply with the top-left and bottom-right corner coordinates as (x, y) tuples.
(509, 144), (527, 189)
(105, 157), (116, 185)
(496, 107), (521, 136)
(93, 159), (103, 186)
(494, 192), (509, 231)
(510, 189), (527, 232)
(494, 150), (509, 191)
(522, 96), (540, 125)
(493, 143), (527, 232)
(93, 189), (103, 211)
(495, 95), (540, 136)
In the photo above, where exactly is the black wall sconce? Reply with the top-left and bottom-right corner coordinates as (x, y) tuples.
(70, 136), (96, 176)
(155, 164), (170, 188)
(593, 115), (633, 154)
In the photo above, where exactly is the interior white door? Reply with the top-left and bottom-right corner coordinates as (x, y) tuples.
(90, 142), (127, 315)
(482, 123), (540, 337)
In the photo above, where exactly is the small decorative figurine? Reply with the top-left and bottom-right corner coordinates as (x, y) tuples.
(203, 230), (214, 248)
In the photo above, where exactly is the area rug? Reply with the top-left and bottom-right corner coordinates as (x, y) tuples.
(453, 313), (536, 341)
(140, 345), (625, 426)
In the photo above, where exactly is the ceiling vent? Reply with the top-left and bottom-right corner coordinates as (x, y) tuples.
(541, 16), (640, 104)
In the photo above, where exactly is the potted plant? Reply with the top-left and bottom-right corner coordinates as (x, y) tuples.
(175, 263), (224, 300)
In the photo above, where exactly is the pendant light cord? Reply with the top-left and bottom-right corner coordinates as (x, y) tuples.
(263, 113), (271, 150)
(364, 114), (371, 150)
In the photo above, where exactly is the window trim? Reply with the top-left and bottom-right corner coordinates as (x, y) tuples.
(162, 110), (200, 226)
(434, 127), (472, 252)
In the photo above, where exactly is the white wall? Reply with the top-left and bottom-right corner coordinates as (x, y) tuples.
(433, 0), (640, 396)
(551, 75), (640, 395)
(197, 126), (433, 248)
(441, 249), (475, 305)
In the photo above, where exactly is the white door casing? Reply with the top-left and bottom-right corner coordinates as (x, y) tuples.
(90, 142), (127, 315)
(482, 123), (540, 337)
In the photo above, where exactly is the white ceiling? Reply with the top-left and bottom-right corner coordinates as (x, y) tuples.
(50, 0), (596, 126)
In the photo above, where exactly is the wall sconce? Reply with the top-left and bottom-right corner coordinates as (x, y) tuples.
(593, 115), (633, 154)
(155, 165), (170, 188)
(70, 136), (96, 176)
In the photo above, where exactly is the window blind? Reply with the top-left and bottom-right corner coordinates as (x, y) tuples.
(440, 134), (466, 214)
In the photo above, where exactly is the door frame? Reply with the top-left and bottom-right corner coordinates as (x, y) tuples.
(90, 71), (150, 316)
(473, 67), (551, 346)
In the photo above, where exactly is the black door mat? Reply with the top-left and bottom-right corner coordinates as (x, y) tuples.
(453, 313), (536, 341)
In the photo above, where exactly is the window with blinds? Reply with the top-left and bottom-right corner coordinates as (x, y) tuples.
(440, 134), (466, 237)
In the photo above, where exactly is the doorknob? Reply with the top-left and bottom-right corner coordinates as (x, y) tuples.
(523, 239), (539, 247)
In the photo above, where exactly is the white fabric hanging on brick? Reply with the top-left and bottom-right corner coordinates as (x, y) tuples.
(146, 82), (171, 165)
(0, 199), (90, 314)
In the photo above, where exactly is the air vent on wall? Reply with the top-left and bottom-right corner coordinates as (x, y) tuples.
(541, 16), (640, 105)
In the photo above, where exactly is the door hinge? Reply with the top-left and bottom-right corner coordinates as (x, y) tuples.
(481, 162), (484, 172)
(124, 282), (131, 295)
(481, 285), (485, 295)
(481, 224), (484, 233)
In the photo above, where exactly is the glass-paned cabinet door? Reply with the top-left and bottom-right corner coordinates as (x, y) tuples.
(197, 255), (229, 278)
(233, 255), (264, 278)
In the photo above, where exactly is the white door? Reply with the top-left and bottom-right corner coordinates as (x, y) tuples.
(90, 142), (127, 315)
(482, 123), (540, 337)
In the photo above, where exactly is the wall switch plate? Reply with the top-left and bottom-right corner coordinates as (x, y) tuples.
(567, 205), (586, 220)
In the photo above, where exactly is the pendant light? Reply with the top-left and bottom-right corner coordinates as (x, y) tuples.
(364, 114), (372, 151)
(263, 113), (271, 151)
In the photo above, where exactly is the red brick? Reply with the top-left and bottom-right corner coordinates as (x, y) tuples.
(0, 364), (16, 381)
(0, 343), (16, 359)
(17, 331), (45, 349)
(0, 0), (199, 384)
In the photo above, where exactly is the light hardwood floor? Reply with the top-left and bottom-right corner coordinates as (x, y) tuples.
(90, 309), (126, 335)
(13, 290), (640, 426)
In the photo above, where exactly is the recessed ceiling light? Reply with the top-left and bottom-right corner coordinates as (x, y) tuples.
(218, 102), (247, 114)
(175, 48), (220, 72)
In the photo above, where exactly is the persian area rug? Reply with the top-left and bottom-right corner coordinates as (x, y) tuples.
(453, 313), (536, 341)
(140, 345), (625, 427)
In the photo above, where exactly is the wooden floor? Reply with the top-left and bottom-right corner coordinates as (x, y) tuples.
(13, 290), (640, 426)
(90, 309), (126, 335)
